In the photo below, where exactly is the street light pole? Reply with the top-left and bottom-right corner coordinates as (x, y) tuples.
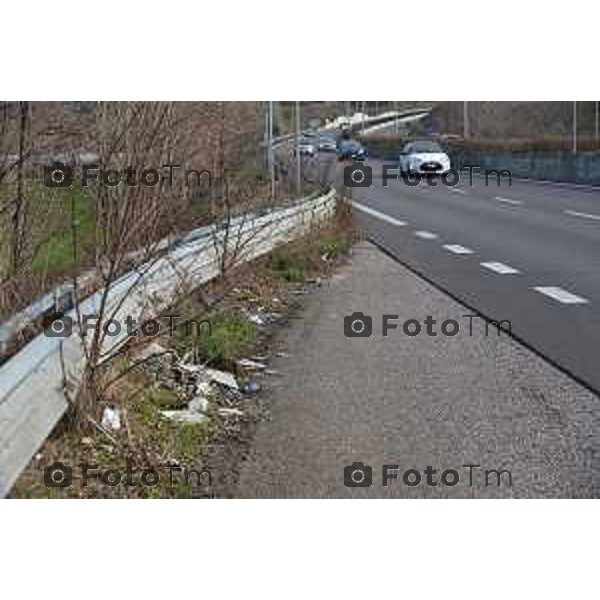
(295, 101), (301, 199)
(595, 101), (599, 150)
(463, 101), (469, 138)
(264, 104), (269, 166)
(362, 100), (366, 132)
(268, 101), (275, 199)
(573, 100), (577, 155)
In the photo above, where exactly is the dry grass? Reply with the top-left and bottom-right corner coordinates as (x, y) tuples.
(9, 202), (356, 498)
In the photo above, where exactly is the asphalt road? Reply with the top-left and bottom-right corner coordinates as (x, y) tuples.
(347, 159), (600, 392)
(233, 243), (600, 498)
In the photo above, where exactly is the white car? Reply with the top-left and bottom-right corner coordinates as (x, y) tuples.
(294, 141), (316, 157)
(399, 140), (451, 174)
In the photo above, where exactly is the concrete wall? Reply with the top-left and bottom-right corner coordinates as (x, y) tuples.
(365, 139), (600, 187)
(450, 152), (600, 187)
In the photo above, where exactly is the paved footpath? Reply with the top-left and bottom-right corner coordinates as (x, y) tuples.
(233, 242), (600, 498)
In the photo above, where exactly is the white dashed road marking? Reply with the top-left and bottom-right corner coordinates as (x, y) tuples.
(480, 261), (521, 275)
(564, 210), (600, 221)
(495, 196), (522, 205)
(443, 244), (474, 255)
(449, 188), (466, 195)
(351, 202), (407, 226)
(414, 230), (439, 240)
(533, 287), (589, 305)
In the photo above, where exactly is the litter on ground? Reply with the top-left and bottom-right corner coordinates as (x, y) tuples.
(101, 406), (121, 431)
(237, 358), (267, 371)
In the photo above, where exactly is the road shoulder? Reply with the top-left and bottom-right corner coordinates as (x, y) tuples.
(229, 241), (600, 498)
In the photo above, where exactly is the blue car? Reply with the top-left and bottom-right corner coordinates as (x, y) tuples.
(337, 139), (367, 161)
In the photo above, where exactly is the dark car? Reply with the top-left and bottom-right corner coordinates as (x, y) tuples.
(337, 139), (367, 161)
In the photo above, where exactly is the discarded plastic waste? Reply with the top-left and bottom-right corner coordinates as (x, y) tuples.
(245, 310), (281, 326)
(205, 368), (238, 390)
(101, 406), (121, 431)
(241, 379), (261, 394)
(237, 358), (267, 371)
(136, 341), (169, 361)
(160, 410), (206, 424)
(249, 355), (268, 362)
(218, 407), (244, 418)
(189, 393), (210, 413)
(247, 314), (267, 326)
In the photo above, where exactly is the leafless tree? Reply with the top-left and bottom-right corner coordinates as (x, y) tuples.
(59, 101), (266, 429)
(0, 102), (31, 297)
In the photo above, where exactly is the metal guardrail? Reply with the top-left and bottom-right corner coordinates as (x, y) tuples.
(269, 108), (433, 147)
(0, 188), (337, 497)
(357, 110), (432, 136)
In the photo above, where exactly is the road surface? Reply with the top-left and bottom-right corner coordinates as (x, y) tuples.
(231, 243), (600, 498)
(349, 160), (600, 393)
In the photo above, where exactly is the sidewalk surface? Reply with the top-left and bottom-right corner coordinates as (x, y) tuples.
(232, 242), (600, 498)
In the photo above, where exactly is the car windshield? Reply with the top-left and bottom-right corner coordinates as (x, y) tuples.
(343, 141), (362, 150)
(409, 141), (443, 153)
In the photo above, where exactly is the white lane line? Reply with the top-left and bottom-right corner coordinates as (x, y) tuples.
(449, 188), (466, 194)
(351, 201), (407, 226)
(533, 286), (589, 305)
(414, 230), (439, 240)
(443, 244), (474, 255)
(480, 261), (521, 275)
(495, 196), (523, 205)
(564, 209), (600, 221)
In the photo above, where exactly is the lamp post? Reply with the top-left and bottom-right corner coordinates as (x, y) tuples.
(362, 101), (366, 132)
(268, 101), (275, 199)
(595, 101), (599, 150)
(573, 101), (577, 155)
(295, 101), (301, 199)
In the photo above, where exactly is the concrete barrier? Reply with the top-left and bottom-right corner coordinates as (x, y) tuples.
(449, 152), (600, 186)
(364, 140), (600, 188)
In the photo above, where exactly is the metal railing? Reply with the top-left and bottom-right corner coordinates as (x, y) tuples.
(0, 187), (337, 497)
